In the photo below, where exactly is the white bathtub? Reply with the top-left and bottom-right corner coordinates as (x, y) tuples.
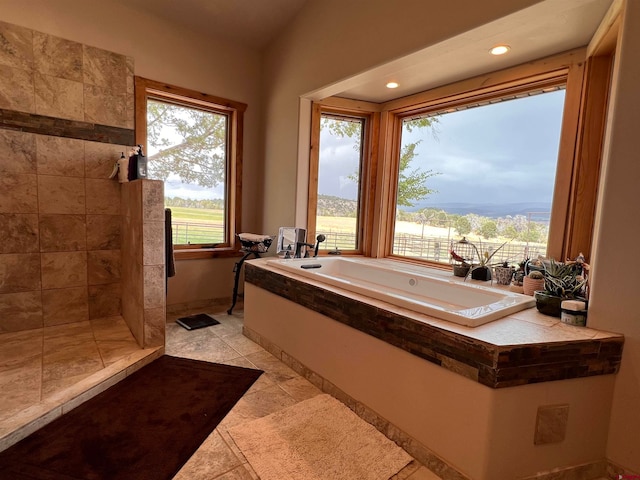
(265, 257), (535, 327)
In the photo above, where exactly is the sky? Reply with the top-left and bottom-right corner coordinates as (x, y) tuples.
(317, 89), (566, 210)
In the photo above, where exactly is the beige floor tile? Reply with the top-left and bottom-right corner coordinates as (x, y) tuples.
(174, 430), (242, 480)
(218, 384), (297, 430)
(244, 350), (299, 384)
(277, 375), (322, 402)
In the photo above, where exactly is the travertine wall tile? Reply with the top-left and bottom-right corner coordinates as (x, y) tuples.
(0, 291), (43, 332)
(38, 214), (86, 252)
(143, 265), (165, 309)
(0, 174), (37, 213)
(0, 253), (41, 293)
(142, 180), (164, 221)
(85, 178), (120, 214)
(534, 404), (569, 445)
(37, 175), (85, 214)
(0, 129), (36, 174)
(33, 31), (83, 82)
(88, 283), (121, 318)
(87, 250), (121, 285)
(0, 214), (39, 253)
(35, 135), (84, 176)
(82, 45), (127, 94)
(86, 214), (120, 250)
(143, 222), (164, 265)
(34, 73), (84, 121)
(41, 251), (87, 289)
(0, 21), (33, 69)
(85, 141), (125, 179)
(143, 307), (165, 347)
(0, 64), (34, 112)
(42, 286), (89, 326)
(84, 85), (128, 128)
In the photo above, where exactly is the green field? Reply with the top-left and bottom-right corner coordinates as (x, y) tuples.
(169, 206), (224, 223)
(168, 206), (224, 244)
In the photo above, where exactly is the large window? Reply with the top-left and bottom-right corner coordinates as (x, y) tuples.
(392, 87), (566, 265)
(135, 77), (246, 259)
(309, 49), (608, 265)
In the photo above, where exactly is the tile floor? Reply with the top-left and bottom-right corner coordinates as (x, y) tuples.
(167, 308), (439, 479)
(0, 309), (438, 479)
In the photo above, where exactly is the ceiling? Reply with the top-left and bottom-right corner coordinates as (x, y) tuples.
(116, 0), (613, 103)
(114, 0), (309, 50)
(311, 0), (613, 103)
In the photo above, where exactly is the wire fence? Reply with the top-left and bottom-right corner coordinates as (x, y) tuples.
(172, 221), (224, 245)
(172, 220), (547, 264)
(317, 228), (546, 264)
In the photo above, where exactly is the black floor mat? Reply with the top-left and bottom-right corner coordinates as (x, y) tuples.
(176, 313), (220, 331)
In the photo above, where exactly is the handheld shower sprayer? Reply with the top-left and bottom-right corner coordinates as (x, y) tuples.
(314, 234), (326, 257)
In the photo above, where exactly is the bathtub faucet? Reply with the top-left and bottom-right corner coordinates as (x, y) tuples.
(295, 234), (326, 258)
(294, 242), (315, 258)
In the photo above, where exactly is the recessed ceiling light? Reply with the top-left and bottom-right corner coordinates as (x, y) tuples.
(490, 45), (511, 56)
(386, 82), (399, 89)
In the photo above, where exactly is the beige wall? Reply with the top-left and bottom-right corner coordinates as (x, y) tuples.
(588, 0), (640, 473)
(0, 0), (264, 307)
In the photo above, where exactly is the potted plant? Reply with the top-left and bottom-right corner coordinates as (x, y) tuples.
(534, 258), (588, 317)
(494, 261), (515, 285)
(467, 240), (507, 281)
(450, 238), (507, 281)
(523, 270), (545, 296)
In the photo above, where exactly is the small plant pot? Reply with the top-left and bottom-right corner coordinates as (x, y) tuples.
(523, 277), (545, 296)
(452, 264), (470, 277)
(471, 266), (492, 281)
(534, 291), (563, 317)
(494, 266), (514, 285)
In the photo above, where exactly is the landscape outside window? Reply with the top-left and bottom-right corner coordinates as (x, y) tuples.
(392, 88), (566, 265)
(316, 114), (364, 251)
(146, 99), (229, 247)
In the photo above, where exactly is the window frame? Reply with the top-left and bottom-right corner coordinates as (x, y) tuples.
(385, 73), (570, 265)
(135, 77), (246, 259)
(307, 102), (380, 255)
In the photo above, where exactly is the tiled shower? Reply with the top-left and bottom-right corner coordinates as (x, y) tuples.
(0, 21), (164, 371)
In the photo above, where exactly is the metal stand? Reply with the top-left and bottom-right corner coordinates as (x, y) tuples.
(227, 251), (260, 314)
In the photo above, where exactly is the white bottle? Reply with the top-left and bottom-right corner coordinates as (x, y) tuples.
(117, 152), (129, 183)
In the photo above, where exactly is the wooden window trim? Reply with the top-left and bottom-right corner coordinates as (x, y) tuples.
(134, 77), (246, 260)
(308, 103), (379, 255)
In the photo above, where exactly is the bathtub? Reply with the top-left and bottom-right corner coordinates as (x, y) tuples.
(265, 257), (535, 327)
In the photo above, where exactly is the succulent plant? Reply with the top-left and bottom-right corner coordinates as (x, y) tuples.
(541, 259), (586, 298)
(528, 270), (544, 280)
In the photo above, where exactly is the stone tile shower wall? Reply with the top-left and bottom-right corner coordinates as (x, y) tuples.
(121, 180), (166, 347)
(0, 20), (162, 344)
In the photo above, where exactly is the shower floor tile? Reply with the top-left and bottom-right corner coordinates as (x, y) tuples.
(0, 316), (161, 451)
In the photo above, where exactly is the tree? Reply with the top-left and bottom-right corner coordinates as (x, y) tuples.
(146, 100), (227, 188)
(479, 220), (498, 239)
(323, 115), (440, 207)
(455, 216), (472, 235)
